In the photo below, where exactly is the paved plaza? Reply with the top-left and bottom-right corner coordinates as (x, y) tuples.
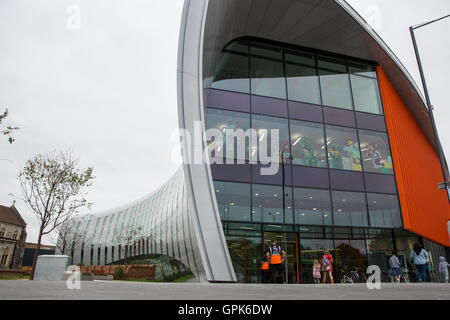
(0, 280), (449, 300)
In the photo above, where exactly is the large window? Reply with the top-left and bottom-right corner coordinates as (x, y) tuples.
(290, 120), (327, 168)
(213, 181), (251, 222)
(358, 129), (393, 174)
(333, 227), (367, 282)
(294, 188), (332, 225)
(286, 63), (321, 105)
(351, 75), (383, 114)
(299, 227), (334, 284)
(366, 228), (395, 272)
(250, 55), (286, 99)
(205, 108), (250, 161)
(211, 52), (249, 94)
(251, 114), (289, 161)
(319, 57), (353, 110)
(252, 184), (293, 224)
(326, 125), (362, 171)
(367, 193), (402, 228)
(332, 190), (368, 227)
(224, 228), (262, 283)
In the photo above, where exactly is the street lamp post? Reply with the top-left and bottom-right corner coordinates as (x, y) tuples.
(409, 14), (450, 201)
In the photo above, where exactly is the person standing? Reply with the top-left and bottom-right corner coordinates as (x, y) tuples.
(321, 250), (334, 284)
(268, 240), (286, 284)
(389, 251), (402, 282)
(312, 259), (321, 284)
(438, 256), (449, 283)
(410, 243), (429, 282)
(261, 251), (270, 284)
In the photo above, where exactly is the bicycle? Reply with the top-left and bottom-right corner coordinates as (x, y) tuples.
(340, 269), (361, 283)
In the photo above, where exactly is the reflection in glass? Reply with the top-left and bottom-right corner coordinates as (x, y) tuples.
(319, 70), (353, 110)
(224, 40), (249, 54)
(286, 63), (321, 105)
(252, 184), (293, 224)
(294, 188), (332, 225)
(225, 230), (262, 283)
(205, 108), (250, 161)
(326, 125), (362, 171)
(211, 52), (249, 93)
(348, 60), (377, 78)
(367, 193), (402, 228)
(394, 230), (420, 282)
(250, 42), (283, 60)
(366, 229), (395, 272)
(299, 235), (334, 284)
(332, 190), (368, 227)
(251, 114), (289, 161)
(351, 75), (383, 114)
(285, 49), (315, 67)
(334, 231), (367, 283)
(359, 129), (393, 174)
(290, 120), (327, 167)
(251, 56), (286, 99)
(213, 181), (251, 222)
(318, 56), (347, 73)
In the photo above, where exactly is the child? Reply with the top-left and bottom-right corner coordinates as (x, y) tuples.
(439, 257), (449, 283)
(389, 251), (402, 282)
(261, 251), (270, 283)
(313, 259), (321, 284)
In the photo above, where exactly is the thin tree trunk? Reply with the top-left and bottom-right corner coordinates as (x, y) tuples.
(29, 229), (43, 280)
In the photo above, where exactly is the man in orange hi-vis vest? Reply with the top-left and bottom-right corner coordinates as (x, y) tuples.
(269, 240), (286, 284)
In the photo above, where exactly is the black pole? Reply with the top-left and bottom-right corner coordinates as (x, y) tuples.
(410, 22), (450, 201)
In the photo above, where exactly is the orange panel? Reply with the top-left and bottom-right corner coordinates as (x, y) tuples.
(377, 66), (450, 247)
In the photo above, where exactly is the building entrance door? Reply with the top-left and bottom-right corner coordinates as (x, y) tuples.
(263, 232), (299, 284)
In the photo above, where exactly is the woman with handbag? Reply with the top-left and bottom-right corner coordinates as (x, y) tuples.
(321, 250), (334, 284)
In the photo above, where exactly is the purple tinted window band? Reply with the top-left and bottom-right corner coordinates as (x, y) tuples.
(329, 169), (365, 192)
(292, 166), (330, 189)
(323, 106), (356, 127)
(252, 163), (292, 186)
(355, 112), (387, 132)
(210, 163), (251, 183)
(251, 95), (288, 118)
(364, 173), (397, 194)
(204, 89), (250, 113)
(288, 101), (323, 123)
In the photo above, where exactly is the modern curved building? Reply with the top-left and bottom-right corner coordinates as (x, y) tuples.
(61, 0), (450, 284)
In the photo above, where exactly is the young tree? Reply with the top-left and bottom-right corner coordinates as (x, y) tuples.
(53, 214), (92, 256)
(112, 223), (145, 266)
(0, 108), (19, 144)
(19, 151), (94, 279)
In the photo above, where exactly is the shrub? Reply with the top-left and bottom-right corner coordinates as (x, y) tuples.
(113, 267), (125, 280)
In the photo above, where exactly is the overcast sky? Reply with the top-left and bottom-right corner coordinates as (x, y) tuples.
(0, 0), (449, 244)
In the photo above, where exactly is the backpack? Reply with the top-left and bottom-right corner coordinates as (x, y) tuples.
(322, 256), (330, 267)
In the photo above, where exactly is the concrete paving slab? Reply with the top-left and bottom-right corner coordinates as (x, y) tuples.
(0, 280), (449, 300)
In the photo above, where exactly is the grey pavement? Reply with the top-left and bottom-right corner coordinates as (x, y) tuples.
(0, 280), (449, 300)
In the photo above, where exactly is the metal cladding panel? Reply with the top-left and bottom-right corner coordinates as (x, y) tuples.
(177, 0), (237, 282)
(378, 67), (450, 247)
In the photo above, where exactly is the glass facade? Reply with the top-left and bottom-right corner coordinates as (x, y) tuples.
(222, 222), (442, 284)
(204, 37), (429, 284)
